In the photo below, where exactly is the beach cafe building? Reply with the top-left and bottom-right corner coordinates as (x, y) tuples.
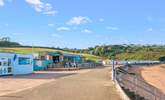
(33, 52), (83, 70)
(47, 52), (83, 64)
(0, 53), (33, 76)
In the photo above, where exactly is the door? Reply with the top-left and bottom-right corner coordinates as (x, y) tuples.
(0, 57), (12, 76)
(53, 56), (60, 64)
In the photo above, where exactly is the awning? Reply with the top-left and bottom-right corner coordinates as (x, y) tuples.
(48, 52), (61, 56)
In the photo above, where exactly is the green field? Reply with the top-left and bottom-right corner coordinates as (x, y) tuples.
(0, 47), (101, 62)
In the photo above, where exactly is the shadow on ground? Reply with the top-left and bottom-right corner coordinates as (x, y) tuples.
(0, 72), (76, 80)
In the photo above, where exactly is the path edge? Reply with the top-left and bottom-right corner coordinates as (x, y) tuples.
(114, 80), (131, 100)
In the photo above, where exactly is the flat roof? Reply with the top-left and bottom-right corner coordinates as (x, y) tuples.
(47, 52), (81, 57)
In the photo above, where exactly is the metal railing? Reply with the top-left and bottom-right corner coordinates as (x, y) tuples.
(116, 67), (165, 100)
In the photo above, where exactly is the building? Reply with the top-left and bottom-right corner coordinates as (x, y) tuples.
(33, 52), (83, 70)
(0, 53), (33, 76)
(47, 52), (83, 64)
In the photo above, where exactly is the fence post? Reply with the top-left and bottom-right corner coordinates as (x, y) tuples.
(154, 88), (156, 100)
(135, 75), (138, 100)
(112, 60), (115, 81)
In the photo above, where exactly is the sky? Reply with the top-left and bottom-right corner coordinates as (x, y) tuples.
(0, 0), (165, 49)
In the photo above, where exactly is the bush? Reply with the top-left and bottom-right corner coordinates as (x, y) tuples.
(159, 56), (165, 61)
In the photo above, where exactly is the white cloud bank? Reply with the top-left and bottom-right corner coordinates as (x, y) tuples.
(81, 29), (92, 33)
(0, 0), (4, 6)
(48, 23), (54, 27)
(51, 33), (61, 38)
(0, 0), (57, 15)
(146, 28), (153, 32)
(67, 16), (91, 25)
(106, 26), (119, 31)
(25, 0), (57, 15)
(0, 0), (12, 7)
(56, 27), (70, 31)
(99, 18), (104, 22)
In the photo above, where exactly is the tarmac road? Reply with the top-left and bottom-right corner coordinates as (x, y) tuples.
(0, 66), (121, 100)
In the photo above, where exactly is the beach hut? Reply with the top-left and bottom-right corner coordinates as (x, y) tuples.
(0, 53), (33, 76)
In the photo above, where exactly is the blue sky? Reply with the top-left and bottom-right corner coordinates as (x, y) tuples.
(0, 0), (165, 48)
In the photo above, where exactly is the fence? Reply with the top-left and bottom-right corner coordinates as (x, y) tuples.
(116, 66), (165, 100)
(78, 62), (102, 69)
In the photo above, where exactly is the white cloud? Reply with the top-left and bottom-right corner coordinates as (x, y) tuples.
(25, 0), (43, 12)
(51, 33), (61, 38)
(81, 29), (92, 33)
(43, 10), (57, 15)
(67, 16), (91, 25)
(146, 28), (153, 32)
(99, 18), (104, 22)
(25, 0), (57, 15)
(0, 0), (12, 7)
(0, 0), (4, 6)
(48, 23), (54, 27)
(106, 26), (119, 31)
(56, 27), (70, 31)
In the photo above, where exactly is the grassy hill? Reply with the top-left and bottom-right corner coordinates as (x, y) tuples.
(0, 47), (101, 62)
(114, 46), (165, 60)
(75, 45), (165, 61)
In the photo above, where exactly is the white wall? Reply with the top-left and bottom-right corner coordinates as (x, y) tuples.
(13, 54), (33, 75)
(0, 53), (15, 75)
(0, 53), (34, 75)
(0, 53), (15, 58)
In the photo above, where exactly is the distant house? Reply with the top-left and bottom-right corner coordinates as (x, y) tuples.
(33, 52), (83, 70)
(0, 53), (33, 76)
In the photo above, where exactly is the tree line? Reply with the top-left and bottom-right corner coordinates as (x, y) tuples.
(65, 44), (165, 61)
(1, 40), (165, 61)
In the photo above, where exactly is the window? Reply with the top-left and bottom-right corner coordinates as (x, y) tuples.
(8, 58), (11, 66)
(8, 67), (12, 73)
(18, 57), (31, 65)
(0, 58), (11, 66)
(0, 58), (6, 60)
(3, 61), (8, 66)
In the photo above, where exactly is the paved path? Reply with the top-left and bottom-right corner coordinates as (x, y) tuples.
(0, 70), (91, 96)
(0, 67), (121, 100)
